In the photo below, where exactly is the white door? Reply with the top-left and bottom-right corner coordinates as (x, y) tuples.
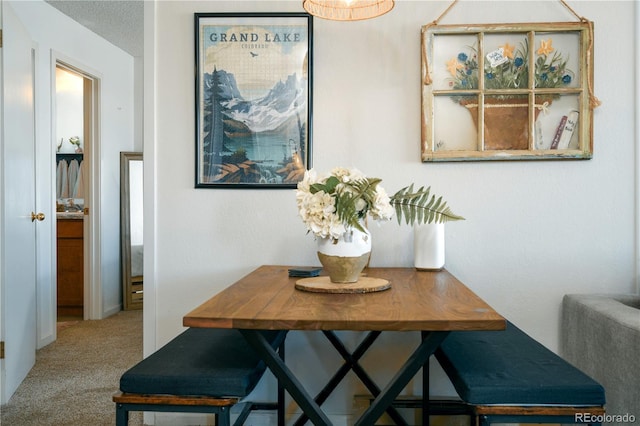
(0, 1), (38, 404)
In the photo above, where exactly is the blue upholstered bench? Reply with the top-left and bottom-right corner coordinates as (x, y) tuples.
(113, 328), (286, 426)
(434, 321), (606, 425)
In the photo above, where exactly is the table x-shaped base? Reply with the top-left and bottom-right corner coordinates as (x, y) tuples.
(240, 329), (450, 426)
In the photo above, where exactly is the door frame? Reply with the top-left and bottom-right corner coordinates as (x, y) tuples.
(49, 54), (102, 325)
(1, 4), (4, 400)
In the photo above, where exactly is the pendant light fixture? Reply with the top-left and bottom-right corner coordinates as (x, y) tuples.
(303, 0), (395, 21)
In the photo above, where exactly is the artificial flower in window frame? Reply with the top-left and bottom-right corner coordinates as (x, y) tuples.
(421, 22), (596, 162)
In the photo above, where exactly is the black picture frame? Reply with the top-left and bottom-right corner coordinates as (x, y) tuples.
(195, 12), (313, 188)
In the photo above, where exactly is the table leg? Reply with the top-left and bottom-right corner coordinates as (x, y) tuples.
(323, 331), (409, 426)
(278, 338), (286, 426)
(355, 331), (450, 426)
(422, 331), (430, 426)
(240, 329), (332, 426)
(293, 331), (408, 426)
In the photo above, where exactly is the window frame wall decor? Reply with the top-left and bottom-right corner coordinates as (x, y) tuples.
(421, 22), (594, 162)
(195, 12), (313, 188)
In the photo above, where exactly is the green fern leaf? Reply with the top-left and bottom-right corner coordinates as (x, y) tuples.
(390, 185), (465, 225)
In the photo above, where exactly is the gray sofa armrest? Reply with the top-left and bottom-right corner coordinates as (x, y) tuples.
(562, 294), (640, 422)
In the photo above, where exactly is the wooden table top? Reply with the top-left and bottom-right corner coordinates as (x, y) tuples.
(183, 265), (505, 332)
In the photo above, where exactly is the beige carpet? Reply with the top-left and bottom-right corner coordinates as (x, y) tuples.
(1, 310), (144, 425)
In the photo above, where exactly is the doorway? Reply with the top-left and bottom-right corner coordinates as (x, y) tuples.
(54, 63), (96, 323)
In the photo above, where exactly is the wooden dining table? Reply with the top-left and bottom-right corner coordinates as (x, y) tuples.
(184, 265), (505, 426)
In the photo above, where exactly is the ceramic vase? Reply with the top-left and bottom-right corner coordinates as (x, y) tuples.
(413, 222), (445, 271)
(317, 224), (371, 283)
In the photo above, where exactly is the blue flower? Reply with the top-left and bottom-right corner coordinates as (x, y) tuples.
(562, 74), (572, 84)
(514, 57), (524, 67)
(486, 73), (495, 80)
(540, 73), (548, 81)
(466, 69), (473, 76)
(458, 53), (468, 62)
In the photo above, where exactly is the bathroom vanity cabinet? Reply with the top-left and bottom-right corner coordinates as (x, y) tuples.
(57, 216), (83, 317)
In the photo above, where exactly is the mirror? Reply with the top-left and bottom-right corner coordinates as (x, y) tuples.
(120, 152), (143, 310)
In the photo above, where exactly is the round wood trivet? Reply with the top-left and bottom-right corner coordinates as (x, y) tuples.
(295, 276), (391, 294)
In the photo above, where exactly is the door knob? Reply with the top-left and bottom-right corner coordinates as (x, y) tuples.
(31, 212), (45, 222)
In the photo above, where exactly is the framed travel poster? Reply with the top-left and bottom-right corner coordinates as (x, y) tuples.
(421, 22), (594, 162)
(195, 13), (312, 188)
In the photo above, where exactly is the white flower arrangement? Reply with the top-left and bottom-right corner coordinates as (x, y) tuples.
(296, 167), (464, 242)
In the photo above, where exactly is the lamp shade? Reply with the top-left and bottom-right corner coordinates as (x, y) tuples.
(303, 0), (394, 21)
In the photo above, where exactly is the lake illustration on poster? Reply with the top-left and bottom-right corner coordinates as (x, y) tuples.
(195, 13), (313, 188)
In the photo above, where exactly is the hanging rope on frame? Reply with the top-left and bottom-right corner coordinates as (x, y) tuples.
(421, 0), (601, 109)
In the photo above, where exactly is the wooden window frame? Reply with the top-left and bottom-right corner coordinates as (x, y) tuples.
(421, 22), (594, 162)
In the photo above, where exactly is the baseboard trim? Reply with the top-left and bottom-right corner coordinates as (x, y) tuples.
(102, 304), (122, 319)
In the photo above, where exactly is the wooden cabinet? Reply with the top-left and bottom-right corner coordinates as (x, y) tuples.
(127, 275), (143, 310)
(57, 218), (83, 317)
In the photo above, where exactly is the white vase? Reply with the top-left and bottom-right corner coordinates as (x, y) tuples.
(317, 225), (371, 283)
(413, 223), (445, 271)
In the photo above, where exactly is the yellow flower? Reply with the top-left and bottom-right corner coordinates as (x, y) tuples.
(500, 43), (515, 59)
(446, 58), (463, 76)
(536, 38), (554, 56)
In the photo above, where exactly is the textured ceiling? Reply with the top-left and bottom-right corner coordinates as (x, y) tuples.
(45, 0), (143, 57)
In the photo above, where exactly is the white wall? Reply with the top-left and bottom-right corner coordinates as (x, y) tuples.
(10, 1), (135, 335)
(149, 1), (637, 423)
(54, 68), (84, 154)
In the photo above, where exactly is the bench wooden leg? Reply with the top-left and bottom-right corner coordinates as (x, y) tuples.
(478, 414), (603, 425)
(113, 395), (235, 426)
